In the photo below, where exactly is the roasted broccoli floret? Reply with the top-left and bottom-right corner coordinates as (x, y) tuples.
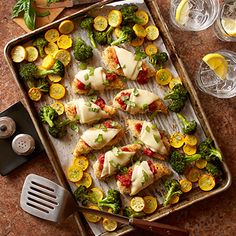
(73, 38), (93, 62)
(40, 106), (58, 127)
(19, 62), (37, 80)
(36, 78), (50, 93)
(164, 84), (188, 112)
(163, 179), (182, 207)
(176, 113), (197, 134)
(169, 151), (201, 174)
(98, 189), (122, 214)
(36, 60), (65, 78)
(111, 26), (135, 46)
(48, 118), (71, 139)
(124, 207), (146, 218)
(33, 37), (48, 58)
(19, 60), (65, 80)
(149, 52), (168, 68)
(120, 4), (143, 25)
(74, 185), (91, 206)
(205, 162), (222, 177)
(80, 16), (96, 48)
(94, 26), (114, 45)
(198, 138), (222, 162)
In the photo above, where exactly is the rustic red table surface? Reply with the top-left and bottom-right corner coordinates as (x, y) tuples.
(0, 1), (236, 235)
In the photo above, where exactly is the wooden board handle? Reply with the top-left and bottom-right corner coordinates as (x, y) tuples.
(129, 218), (189, 236)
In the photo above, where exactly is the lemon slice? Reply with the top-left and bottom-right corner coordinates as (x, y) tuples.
(221, 18), (236, 37)
(202, 53), (228, 80)
(175, 0), (190, 25)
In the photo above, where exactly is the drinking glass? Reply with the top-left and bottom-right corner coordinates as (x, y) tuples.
(170, 0), (220, 31)
(214, 0), (236, 42)
(196, 50), (236, 99)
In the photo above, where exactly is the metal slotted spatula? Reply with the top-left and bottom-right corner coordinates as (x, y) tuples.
(20, 174), (189, 236)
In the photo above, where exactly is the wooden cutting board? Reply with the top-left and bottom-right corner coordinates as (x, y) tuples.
(13, 0), (65, 33)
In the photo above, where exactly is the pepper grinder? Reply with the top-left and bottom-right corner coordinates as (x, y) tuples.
(0, 116), (16, 139)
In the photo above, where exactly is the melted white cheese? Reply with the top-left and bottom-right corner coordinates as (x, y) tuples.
(127, 89), (159, 113)
(101, 149), (135, 178)
(131, 161), (154, 196)
(81, 128), (119, 149)
(75, 67), (105, 90)
(140, 121), (167, 155)
(114, 46), (139, 80)
(72, 98), (109, 124)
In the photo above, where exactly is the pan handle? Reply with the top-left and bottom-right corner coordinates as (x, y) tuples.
(129, 218), (189, 236)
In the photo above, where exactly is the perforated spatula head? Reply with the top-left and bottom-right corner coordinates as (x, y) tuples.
(20, 174), (77, 223)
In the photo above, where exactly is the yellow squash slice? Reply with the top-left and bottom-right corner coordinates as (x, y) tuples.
(75, 172), (93, 188)
(58, 20), (74, 34)
(108, 10), (122, 27)
(73, 156), (89, 171)
(94, 16), (108, 31)
(67, 165), (83, 182)
(11, 45), (27, 63)
(143, 196), (158, 214)
(130, 196), (145, 212)
(49, 83), (66, 100)
(84, 205), (101, 223)
(25, 46), (39, 62)
(45, 29), (60, 43)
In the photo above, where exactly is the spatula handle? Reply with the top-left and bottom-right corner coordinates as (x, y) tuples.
(129, 218), (189, 236)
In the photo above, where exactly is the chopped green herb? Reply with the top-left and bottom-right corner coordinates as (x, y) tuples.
(145, 126), (150, 133)
(95, 134), (103, 143)
(120, 76), (128, 82)
(133, 88), (139, 96)
(135, 47), (147, 61)
(152, 124), (157, 129)
(89, 95), (98, 103)
(78, 62), (87, 70)
(88, 66), (95, 76)
(100, 124), (108, 131)
(125, 101), (136, 108)
(70, 123), (80, 132)
(110, 121), (118, 127)
(87, 89), (95, 95)
(89, 107), (100, 113)
(112, 147), (121, 156)
(103, 79), (110, 86)
(134, 140), (144, 145)
(142, 104), (149, 111)
(154, 134), (160, 143)
(120, 166), (128, 173)
(85, 83), (91, 89)
(84, 73), (89, 81)
(74, 115), (80, 121)
(85, 102), (92, 107)
(141, 170), (149, 185)
(88, 153), (96, 161)
(148, 110), (160, 121)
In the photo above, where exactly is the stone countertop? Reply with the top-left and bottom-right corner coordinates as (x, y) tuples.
(0, 1), (235, 235)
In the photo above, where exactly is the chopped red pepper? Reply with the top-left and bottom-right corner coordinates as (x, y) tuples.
(114, 55), (119, 65)
(117, 169), (133, 187)
(106, 73), (117, 81)
(143, 148), (155, 157)
(137, 69), (148, 84)
(135, 123), (143, 133)
(121, 147), (129, 152)
(95, 97), (106, 109)
(103, 121), (112, 128)
(147, 160), (157, 175)
(116, 92), (131, 110)
(149, 101), (158, 112)
(76, 80), (86, 90)
(98, 153), (105, 170)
